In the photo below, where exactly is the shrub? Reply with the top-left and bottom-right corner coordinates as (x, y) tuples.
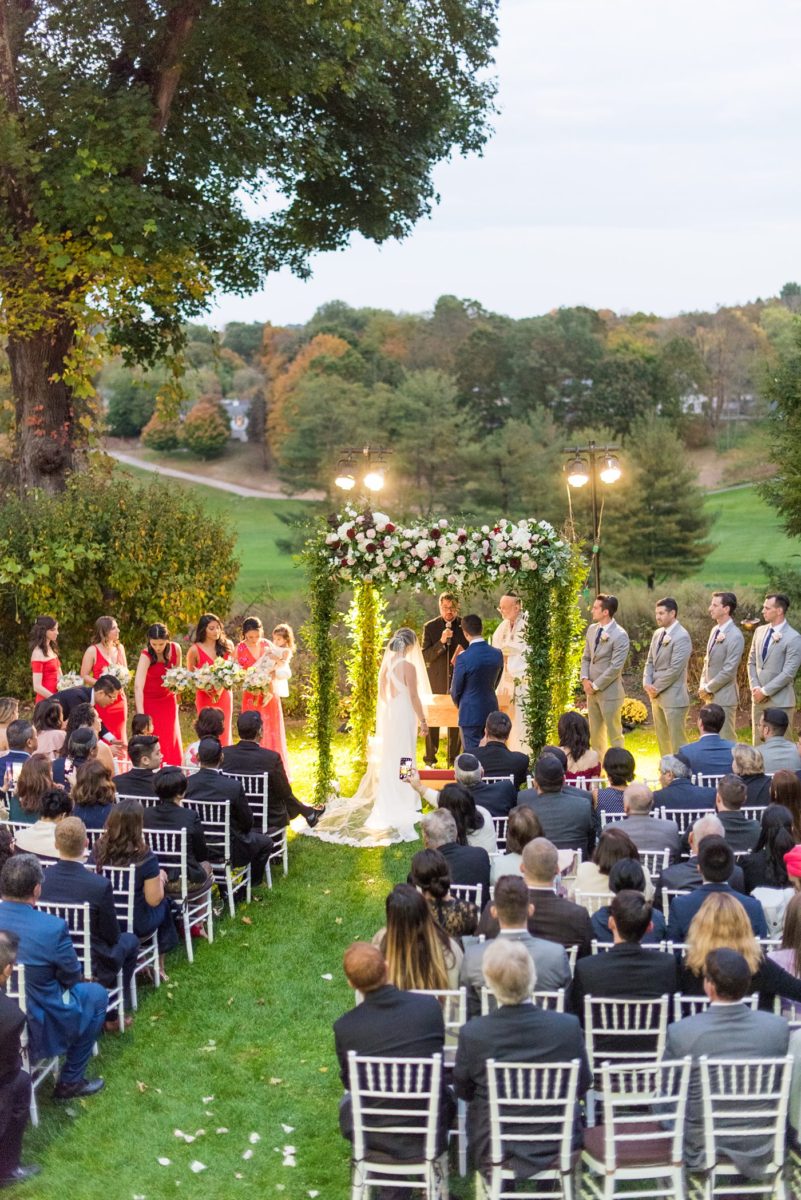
(141, 410), (182, 452)
(182, 399), (230, 459)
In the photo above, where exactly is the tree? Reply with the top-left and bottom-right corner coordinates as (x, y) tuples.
(102, 364), (164, 437)
(760, 316), (801, 536)
(0, 1), (498, 493)
(221, 322), (265, 363)
(182, 398), (230, 458)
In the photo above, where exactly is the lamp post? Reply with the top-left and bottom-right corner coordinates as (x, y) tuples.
(563, 441), (621, 594)
(334, 445), (391, 497)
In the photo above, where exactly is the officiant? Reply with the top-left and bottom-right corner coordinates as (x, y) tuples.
(491, 592), (529, 754)
(422, 592), (469, 765)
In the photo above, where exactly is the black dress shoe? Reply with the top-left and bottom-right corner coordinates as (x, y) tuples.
(0, 1165), (42, 1187)
(305, 806), (326, 829)
(53, 1076), (105, 1099)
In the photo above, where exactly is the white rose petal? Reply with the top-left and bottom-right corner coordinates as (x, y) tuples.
(249, 1132), (261, 1144)
(281, 1124), (294, 1133)
(216, 1127), (229, 1135)
(242, 1149), (254, 1160)
(321, 973), (333, 980)
(189, 1162), (207, 1173)
(157, 1158), (171, 1166)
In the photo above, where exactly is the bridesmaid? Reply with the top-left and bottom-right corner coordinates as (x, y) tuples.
(236, 618), (278, 749)
(80, 616), (128, 743)
(186, 613), (234, 746)
(30, 615), (61, 702)
(268, 621), (295, 779)
(134, 623), (183, 767)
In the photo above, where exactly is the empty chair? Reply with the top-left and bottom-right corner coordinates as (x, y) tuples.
(573, 891), (610, 916)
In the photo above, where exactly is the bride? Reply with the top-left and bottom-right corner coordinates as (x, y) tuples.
(308, 628), (431, 846)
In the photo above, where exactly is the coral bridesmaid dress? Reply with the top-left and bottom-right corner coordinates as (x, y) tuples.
(142, 643), (183, 766)
(193, 644), (233, 746)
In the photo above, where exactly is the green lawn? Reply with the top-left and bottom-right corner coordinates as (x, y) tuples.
(698, 484), (801, 588)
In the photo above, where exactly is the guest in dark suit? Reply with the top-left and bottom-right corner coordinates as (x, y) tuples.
(454, 938), (591, 1176)
(52, 676), (122, 743)
(221, 711), (323, 828)
(517, 755), (595, 857)
(450, 614), (504, 752)
(0, 719), (37, 794)
(573, 889), (677, 1019)
(677, 704), (736, 779)
(478, 837), (594, 956)
(410, 753), (517, 818)
(473, 710), (529, 790)
(333, 941), (451, 1159)
(667, 837), (767, 942)
(421, 809), (490, 899)
(422, 592), (468, 765)
(715, 774), (760, 853)
(654, 814), (744, 910)
(114, 734), (162, 797)
(185, 737), (274, 887)
(148, 767), (212, 893)
(616, 783), (682, 861)
(0, 929), (39, 1187)
(0, 854), (107, 1099)
(39, 817), (139, 1027)
(731, 743), (772, 808)
(652, 754), (716, 813)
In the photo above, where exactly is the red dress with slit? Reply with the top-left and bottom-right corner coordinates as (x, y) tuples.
(141, 643), (183, 766)
(193, 644), (233, 746)
(91, 645), (128, 742)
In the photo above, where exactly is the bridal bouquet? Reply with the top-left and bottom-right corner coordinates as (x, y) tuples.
(193, 657), (245, 694)
(57, 670), (83, 690)
(242, 656), (277, 703)
(162, 665), (197, 696)
(101, 662), (131, 689)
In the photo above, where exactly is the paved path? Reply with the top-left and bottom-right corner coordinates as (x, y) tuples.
(108, 450), (322, 500)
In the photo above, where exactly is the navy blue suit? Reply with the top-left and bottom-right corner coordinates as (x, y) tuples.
(667, 882), (767, 943)
(652, 779), (716, 812)
(677, 735), (735, 778)
(450, 639), (503, 751)
(0, 900), (107, 1084)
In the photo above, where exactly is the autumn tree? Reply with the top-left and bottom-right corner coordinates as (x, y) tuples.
(0, 0), (498, 493)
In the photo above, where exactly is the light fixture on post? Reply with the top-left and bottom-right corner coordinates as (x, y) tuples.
(563, 441), (622, 594)
(334, 445), (391, 495)
(334, 453), (356, 491)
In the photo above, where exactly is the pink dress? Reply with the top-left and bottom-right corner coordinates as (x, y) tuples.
(92, 645), (128, 742)
(141, 643), (183, 766)
(193, 644), (233, 746)
(235, 639), (290, 776)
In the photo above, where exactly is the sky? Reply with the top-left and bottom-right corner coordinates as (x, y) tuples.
(207, 0), (801, 328)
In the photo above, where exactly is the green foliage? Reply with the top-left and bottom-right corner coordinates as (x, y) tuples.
(181, 399), (230, 459)
(760, 316), (801, 537)
(0, 468), (239, 693)
(140, 410), (182, 452)
(221, 322), (265, 362)
(344, 584), (390, 775)
(302, 536), (343, 806)
(103, 364), (163, 437)
(545, 544), (588, 743)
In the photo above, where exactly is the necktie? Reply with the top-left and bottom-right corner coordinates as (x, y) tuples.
(708, 628), (719, 654)
(594, 626), (603, 652)
(657, 631), (666, 653)
(761, 628), (774, 664)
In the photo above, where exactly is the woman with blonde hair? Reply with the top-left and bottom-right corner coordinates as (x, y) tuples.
(372, 883), (461, 990)
(683, 890), (801, 1007)
(731, 742), (771, 807)
(0, 697), (19, 752)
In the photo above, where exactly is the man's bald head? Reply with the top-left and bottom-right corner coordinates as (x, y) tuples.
(623, 783), (653, 815)
(521, 837), (559, 885)
(342, 942), (387, 993)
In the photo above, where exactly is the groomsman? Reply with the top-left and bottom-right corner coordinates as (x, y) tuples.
(580, 595), (630, 757)
(698, 591), (744, 743)
(747, 593), (801, 742)
(422, 592), (469, 765)
(643, 597), (692, 756)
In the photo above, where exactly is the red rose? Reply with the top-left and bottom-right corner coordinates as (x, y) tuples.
(385, 522), (396, 533)
(492, 525), (501, 533)
(429, 528), (441, 540)
(366, 542), (377, 553)
(329, 538), (341, 550)
(346, 528), (356, 540)
(458, 533), (467, 543)
(509, 556), (521, 570)
(423, 556), (435, 568)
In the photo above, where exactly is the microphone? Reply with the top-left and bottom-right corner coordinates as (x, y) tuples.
(445, 620), (452, 630)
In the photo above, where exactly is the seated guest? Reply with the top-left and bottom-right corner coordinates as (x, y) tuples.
(410, 753), (517, 818)
(185, 736), (273, 888)
(652, 754), (716, 812)
(435, 782), (497, 855)
(490, 806), (543, 885)
(454, 939), (590, 1177)
(595, 747), (636, 819)
(590, 859), (667, 945)
(740, 805), (795, 895)
(183, 706), (225, 769)
(0, 929), (39, 1187)
(333, 942), (451, 1161)
(0, 720), (37, 797)
(0, 828), (14, 875)
(558, 710), (601, 784)
(478, 838), (594, 956)
(768, 890), (801, 989)
(667, 837), (767, 942)
(373, 883), (462, 990)
(52, 675), (121, 743)
(474, 710), (529, 790)
(0, 854), (107, 1099)
(408, 848), (478, 939)
(615, 783), (681, 861)
(71, 760), (116, 830)
(129, 713), (153, 738)
(666, 947), (789, 1174)
(732, 743), (772, 808)
(39, 817), (138, 1030)
(573, 888), (677, 1017)
(31, 699), (66, 761)
(421, 810), (491, 898)
(221, 711), (323, 828)
(8, 754), (54, 824)
(148, 767), (212, 894)
(0, 697), (19, 754)
(14, 789), (73, 859)
(93, 801), (178, 978)
(517, 754), (595, 857)
(572, 827), (654, 904)
(715, 773), (760, 852)
(460, 875), (570, 1017)
(758, 707), (801, 773)
(655, 814), (745, 908)
(114, 734), (162, 797)
(54, 709), (115, 781)
(770, 769), (801, 841)
(677, 704), (736, 778)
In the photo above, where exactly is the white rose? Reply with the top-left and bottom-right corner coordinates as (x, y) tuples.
(439, 518), (448, 528)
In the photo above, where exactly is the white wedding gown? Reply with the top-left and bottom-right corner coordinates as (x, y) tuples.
(306, 656), (422, 847)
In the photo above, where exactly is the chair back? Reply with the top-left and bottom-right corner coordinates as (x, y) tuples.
(590, 940), (670, 955)
(183, 796), (232, 863)
(743, 805), (767, 823)
(574, 890), (610, 916)
(491, 815), (508, 852)
(660, 805), (711, 835)
(673, 993), (759, 1022)
(487, 1058), (580, 1179)
(565, 944), (580, 977)
(660, 887), (688, 921)
(37, 899), (91, 977)
(480, 986), (565, 1016)
(698, 1055), (793, 1181)
(222, 771), (271, 833)
(590, 1058), (691, 1171)
(483, 775), (514, 785)
(115, 792), (159, 807)
(450, 882), (483, 911)
(640, 848), (671, 877)
(143, 826), (189, 900)
(409, 989), (466, 1066)
(96, 863), (137, 930)
(347, 1052), (443, 1167)
(693, 773), (723, 789)
(584, 994), (669, 1072)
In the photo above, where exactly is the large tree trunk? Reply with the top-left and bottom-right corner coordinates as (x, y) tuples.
(8, 324), (77, 494)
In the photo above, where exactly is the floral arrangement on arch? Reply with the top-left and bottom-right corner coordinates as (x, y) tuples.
(321, 504), (576, 591)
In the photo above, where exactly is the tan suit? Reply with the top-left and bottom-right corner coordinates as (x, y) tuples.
(699, 619), (744, 742)
(643, 621), (691, 756)
(580, 620), (630, 756)
(747, 621), (801, 741)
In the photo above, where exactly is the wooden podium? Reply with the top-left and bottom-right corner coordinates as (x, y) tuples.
(425, 693), (511, 727)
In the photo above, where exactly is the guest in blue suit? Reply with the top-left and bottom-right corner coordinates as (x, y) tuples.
(652, 755), (717, 811)
(450, 615), (503, 752)
(666, 836), (767, 943)
(677, 705), (736, 778)
(0, 854), (107, 1099)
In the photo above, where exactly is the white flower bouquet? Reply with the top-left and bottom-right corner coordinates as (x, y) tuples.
(243, 655), (277, 703)
(193, 657), (245, 695)
(57, 670), (83, 690)
(101, 662), (132, 689)
(162, 665), (197, 696)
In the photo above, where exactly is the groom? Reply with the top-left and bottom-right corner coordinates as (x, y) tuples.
(450, 614), (504, 752)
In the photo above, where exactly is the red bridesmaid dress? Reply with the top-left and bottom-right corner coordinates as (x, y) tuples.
(236, 639), (290, 778)
(193, 644), (233, 746)
(92, 645), (128, 742)
(31, 654), (61, 701)
(142, 643), (183, 766)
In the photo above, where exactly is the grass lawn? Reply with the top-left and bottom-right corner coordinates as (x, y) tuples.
(698, 484), (801, 588)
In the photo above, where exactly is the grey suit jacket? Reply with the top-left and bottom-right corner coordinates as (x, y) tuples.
(666, 1003), (789, 1173)
(612, 813), (681, 859)
(643, 622), (691, 707)
(580, 621), (629, 701)
(759, 736), (801, 774)
(459, 929), (571, 1018)
(699, 621), (744, 706)
(747, 622), (801, 708)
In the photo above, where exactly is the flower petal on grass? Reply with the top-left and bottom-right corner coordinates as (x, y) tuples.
(242, 1150), (254, 1161)
(280, 1124), (294, 1133)
(320, 973), (333, 980)
(248, 1132), (261, 1143)
(189, 1160), (206, 1172)
(157, 1158), (171, 1166)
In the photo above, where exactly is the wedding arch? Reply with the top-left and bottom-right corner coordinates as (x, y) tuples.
(303, 504), (587, 805)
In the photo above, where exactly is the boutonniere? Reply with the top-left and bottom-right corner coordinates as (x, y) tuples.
(600, 632), (609, 643)
(662, 634), (671, 645)
(773, 632), (783, 643)
(716, 634), (726, 643)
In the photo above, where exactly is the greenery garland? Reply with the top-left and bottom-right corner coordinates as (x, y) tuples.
(344, 582), (389, 777)
(302, 541), (341, 806)
(546, 543), (589, 742)
(517, 575), (551, 755)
